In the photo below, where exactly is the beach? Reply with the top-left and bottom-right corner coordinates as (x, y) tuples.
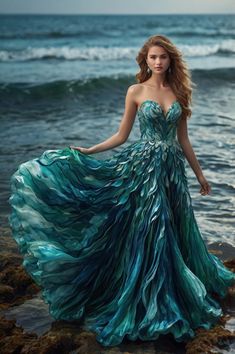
(0, 13), (235, 353)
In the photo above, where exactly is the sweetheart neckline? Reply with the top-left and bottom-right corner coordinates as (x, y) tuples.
(137, 99), (180, 119)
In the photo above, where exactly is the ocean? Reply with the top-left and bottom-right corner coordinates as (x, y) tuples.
(0, 13), (235, 249)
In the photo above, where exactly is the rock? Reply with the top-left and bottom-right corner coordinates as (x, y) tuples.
(21, 332), (77, 354)
(0, 253), (40, 309)
(0, 315), (104, 354)
(223, 259), (235, 273)
(0, 316), (37, 354)
(0, 315), (16, 338)
(185, 322), (235, 354)
(0, 284), (14, 302)
(0, 227), (19, 254)
(208, 242), (235, 262)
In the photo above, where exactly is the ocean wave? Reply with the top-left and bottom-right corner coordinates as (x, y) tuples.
(0, 46), (138, 62)
(0, 29), (109, 40)
(0, 40), (235, 62)
(146, 25), (235, 38)
(0, 75), (132, 104)
(181, 40), (235, 56)
(1, 27), (235, 40)
(170, 29), (235, 38)
(192, 67), (235, 81)
(0, 68), (234, 102)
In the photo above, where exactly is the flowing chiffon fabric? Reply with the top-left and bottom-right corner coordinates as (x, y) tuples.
(9, 99), (235, 346)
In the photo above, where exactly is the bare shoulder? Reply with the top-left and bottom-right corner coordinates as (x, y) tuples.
(126, 83), (145, 105)
(127, 83), (143, 95)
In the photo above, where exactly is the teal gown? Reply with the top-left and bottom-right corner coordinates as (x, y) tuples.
(8, 99), (235, 347)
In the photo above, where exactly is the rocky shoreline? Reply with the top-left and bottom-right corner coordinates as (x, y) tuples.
(0, 226), (235, 354)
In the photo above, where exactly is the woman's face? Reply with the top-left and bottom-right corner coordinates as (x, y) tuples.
(146, 45), (171, 74)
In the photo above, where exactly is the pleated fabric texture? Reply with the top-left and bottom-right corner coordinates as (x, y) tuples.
(9, 99), (235, 347)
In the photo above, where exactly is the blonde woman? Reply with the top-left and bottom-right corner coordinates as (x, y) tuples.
(9, 34), (235, 347)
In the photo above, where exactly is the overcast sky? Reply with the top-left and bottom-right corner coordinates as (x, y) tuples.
(0, 0), (234, 15)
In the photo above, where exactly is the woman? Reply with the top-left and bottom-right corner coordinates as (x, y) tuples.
(71, 35), (210, 196)
(9, 34), (235, 347)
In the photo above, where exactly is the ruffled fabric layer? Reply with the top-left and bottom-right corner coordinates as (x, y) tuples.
(8, 144), (235, 346)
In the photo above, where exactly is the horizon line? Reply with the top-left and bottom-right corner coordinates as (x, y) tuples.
(0, 12), (234, 16)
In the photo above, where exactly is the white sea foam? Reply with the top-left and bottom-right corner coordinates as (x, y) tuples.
(0, 39), (234, 62)
(0, 46), (137, 62)
(181, 39), (235, 56)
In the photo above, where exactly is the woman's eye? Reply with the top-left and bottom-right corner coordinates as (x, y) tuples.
(150, 56), (167, 59)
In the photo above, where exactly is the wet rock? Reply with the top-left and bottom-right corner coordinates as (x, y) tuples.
(0, 284), (14, 302)
(0, 315), (105, 354)
(21, 332), (79, 354)
(0, 316), (37, 354)
(208, 242), (235, 262)
(0, 252), (40, 310)
(1, 259), (33, 293)
(224, 259), (235, 273)
(0, 228), (39, 308)
(0, 226), (19, 254)
(185, 321), (235, 354)
(0, 315), (15, 338)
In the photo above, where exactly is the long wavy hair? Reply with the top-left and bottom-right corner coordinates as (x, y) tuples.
(135, 34), (196, 120)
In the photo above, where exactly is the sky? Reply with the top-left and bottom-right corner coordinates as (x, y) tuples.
(0, 0), (234, 15)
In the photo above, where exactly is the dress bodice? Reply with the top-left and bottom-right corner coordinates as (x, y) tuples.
(137, 100), (182, 143)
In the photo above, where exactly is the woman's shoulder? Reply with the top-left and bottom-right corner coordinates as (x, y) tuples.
(125, 83), (149, 106)
(126, 83), (146, 97)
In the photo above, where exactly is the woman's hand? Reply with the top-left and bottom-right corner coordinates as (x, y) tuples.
(69, 145), (92, 154)
(197, 175), (211, 196)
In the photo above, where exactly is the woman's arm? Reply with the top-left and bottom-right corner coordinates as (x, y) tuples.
(177, 117), (211, 195)
(70, 85), (137, 154)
